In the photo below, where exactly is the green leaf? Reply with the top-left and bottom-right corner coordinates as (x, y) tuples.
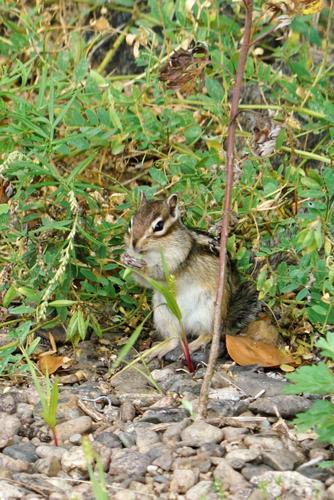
(112, 312), (152, 370)
(0, 204), (9, 215)
(48, 300), (77, 307)
(293, 400), (334, 445)
(77, 310), (87, 340)
(205, 77), (224, 101)
(317, 332), (334, 361)
(284, 363), (334, 395)
(149, 167), (168, 186)
(2, 286), (18, 307)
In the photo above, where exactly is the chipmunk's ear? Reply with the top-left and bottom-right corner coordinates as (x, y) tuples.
(139, 191), (148, 205)
(167, 194), (178, 217)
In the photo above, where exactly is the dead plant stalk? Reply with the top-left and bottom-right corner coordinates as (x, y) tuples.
(198, 0), (254, 418)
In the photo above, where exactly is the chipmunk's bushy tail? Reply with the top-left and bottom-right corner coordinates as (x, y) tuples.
(226, 252), (296, 333)
(227, 281), (260, 333)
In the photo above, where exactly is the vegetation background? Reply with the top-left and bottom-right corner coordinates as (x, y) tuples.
(0, 0), (333, 378)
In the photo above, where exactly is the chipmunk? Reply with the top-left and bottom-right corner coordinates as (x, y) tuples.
(122, 194), (259, 359)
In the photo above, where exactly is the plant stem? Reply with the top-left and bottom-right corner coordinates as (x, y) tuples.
(52, 429), (58, 447)
(198, 0), (254, 419)
(281, 147), (331, 164)
(181, 339), (195, 373)
(97, 24), (132, 74)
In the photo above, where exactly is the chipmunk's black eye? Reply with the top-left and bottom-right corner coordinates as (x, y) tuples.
(153, 219), (164, 232)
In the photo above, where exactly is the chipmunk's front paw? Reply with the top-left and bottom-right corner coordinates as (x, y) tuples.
(121, 252), (146, 269)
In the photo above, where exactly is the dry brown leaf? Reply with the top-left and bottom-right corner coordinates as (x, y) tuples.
(37, 354), (71, 375)
(59, 370), (87, 384)
(241, 318), (280, 345)
(226, 335), (292, 367)
(91, 17), (110, 32)
(159, 42), (209, 94)
(0, 177), (14, 203)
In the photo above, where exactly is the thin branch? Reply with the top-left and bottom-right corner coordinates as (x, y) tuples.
(198, 0), (254, 418)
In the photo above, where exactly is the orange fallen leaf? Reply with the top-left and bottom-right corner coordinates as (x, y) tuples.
(226, 335), (292, 367)
(37, 354), (71, 375)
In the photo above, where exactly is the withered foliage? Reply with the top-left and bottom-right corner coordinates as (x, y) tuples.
(159, 42), (209, 94)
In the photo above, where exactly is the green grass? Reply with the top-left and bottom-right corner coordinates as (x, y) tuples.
(0, 0), (333, 374)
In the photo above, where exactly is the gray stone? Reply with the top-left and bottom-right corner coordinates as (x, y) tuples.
(170, 468), (199, 493)
(222, 426), (249, 442)
(209, 387), (242, 402)
(34, 456), (62, 476)
(214, 458), (249, 493)
(151, 367), (175, 390)
(120, 401), (136, 422)
(146, 464), (159, 474)
(0, 394), (16, 414)
(249, 395), (311, 418)
(251, 470), (325, 499)
(262, 448), (301, 471)
(61, 447), (88, 479)
(162, 419), (191, 442)
(114, 491), (136, 500)
(16, 403), (33, 422)
(168, 376), (200, 395)
(185, 480), (218, 500)
(140, 408), (187, 423)
(116, 430), (136, 448)
(3, 443), (38, 463)
(95, 431), (123, 449)
(0, 480), (29, 498)
(0, 413), (21, 448)
(129, 480), (156, 497)
(327, 484), (334, 500)
(174, 452), (211, 473)
(242, 464), (273, 481)
(176, 446), (196, 457)
(181, 421), (223, 447)
(135, 429), (160, 453)
(213, 368), (286, 397)
(309, 448), (331, 461)
(109, 449), (152, 481)
(11, 472), (71, 497)
(69, 433), (82, 445)
(55, 416), (92, 443)
(35, 445), (66, 459)
(0, 454), (29, 473)
(244, 435), (284, 450)
(297, 465), (331, 482)
(200, 442), (225, 457)
(225, 447), (260, 469)
(152, 449), (173, 471)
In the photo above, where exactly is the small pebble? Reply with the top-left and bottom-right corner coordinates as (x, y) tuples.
(69, 433), (82, 445)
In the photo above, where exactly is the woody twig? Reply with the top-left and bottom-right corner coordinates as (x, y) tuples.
(198, 0), (254, 418)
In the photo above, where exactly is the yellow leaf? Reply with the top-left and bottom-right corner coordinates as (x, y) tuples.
(300, 0), (323, 14)
(280, 364), (296, 372)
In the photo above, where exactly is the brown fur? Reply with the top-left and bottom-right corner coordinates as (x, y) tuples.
(124, 195), (259, 357)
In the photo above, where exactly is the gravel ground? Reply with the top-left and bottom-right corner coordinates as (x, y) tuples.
(0, 341), (333, 500)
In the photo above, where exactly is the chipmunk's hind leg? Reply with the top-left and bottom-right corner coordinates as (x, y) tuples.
(188, 332), (212, 353)
(144, 336), (180, 361)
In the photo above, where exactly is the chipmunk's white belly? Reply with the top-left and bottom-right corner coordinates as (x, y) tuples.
(153, 282), (215, 338)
